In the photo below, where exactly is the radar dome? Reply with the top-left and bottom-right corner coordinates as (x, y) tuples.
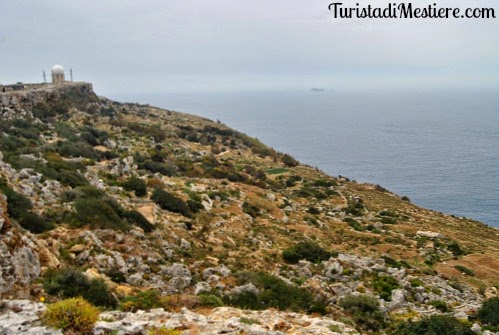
(51, 65), (65, 75)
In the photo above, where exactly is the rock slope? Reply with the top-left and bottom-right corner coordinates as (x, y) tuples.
(0, 83), (498, 334)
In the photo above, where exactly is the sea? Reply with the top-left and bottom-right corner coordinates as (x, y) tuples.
(113, 90), (499, 228)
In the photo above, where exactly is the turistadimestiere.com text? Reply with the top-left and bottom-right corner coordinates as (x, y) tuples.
(328, 3), (496, 19)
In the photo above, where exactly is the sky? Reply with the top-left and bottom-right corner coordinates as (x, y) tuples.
(1, 0), (498, 95)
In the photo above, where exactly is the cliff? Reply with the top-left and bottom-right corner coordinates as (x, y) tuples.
(0, 82), (95, 110)
(0, 84), (498, 334)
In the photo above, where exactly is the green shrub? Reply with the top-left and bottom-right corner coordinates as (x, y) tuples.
(378, 210), (396, 217)
(123, 210), (155, 233)
(478, 297), (499, 329)
(339, 294), (385, 331)
(308, 207), (321, 215)
(428, 300), (450, 312)
(80, 132), (98, 146)
(343, 217), (364, 231)
(0, 179), (54, 233)
(151, 188), (191, 217)
(32, 102), (56, 119)
(282, 241), (333, 264)
(43, 268), (117, 308)
(425, 252), (441, 266)
(55, 169), (88, 187)
(122, 177), (147, 197)
(223, 290), (260, 310)
(454, 265), (475, 276)
(382, 255), (409, 269)
(381, 217), (397, 224)
(226, 272), (318, 313)
(242, 202), (260, 218)
(199, 294), (224, 307)
(77, 185), (105, 198)
(187, 200), (204, 213)
(18, 212), (54, 233)
(282, 154), (299, 167)
(372, 275), (400, 301)
(257, 274), (314, 312)
(140, 160), (176, 176)
(0, 179), (32, 218)
(120, 290), (162, 311)
(389, 315), (473, 335)
(447, 242), (466, 257)
(42, 297), (99, 335)
(106, 268), (126, 283)
(409, 278), (424, 288)
(74, 198), (130, 231)
(57, 141), (98, 159)
(9, 154), (89, 188)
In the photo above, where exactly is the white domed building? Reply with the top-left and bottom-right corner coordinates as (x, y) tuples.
(51, 65), (65, 84)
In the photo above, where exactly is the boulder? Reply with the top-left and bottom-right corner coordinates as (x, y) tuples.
(389, 289), (406, 309)
(230, 283), (259, 296)
(324, 260), (343, 279)
(194, 281), (212, 295)
(417, 231), (445, 239)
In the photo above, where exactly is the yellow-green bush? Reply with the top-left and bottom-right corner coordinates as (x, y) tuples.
(42, 297), (99, 334)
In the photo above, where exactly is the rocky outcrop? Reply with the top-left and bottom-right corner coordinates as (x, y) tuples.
(0, 80), (497, 334)
(0, 300), (61, 335)
(0, 82), (94, 111)
(0, 300), (359, 335)
(0, 169), (43, 298)
(0, 232), (41, 298)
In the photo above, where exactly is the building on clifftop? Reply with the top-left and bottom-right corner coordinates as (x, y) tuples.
(51, 65), (65, 84)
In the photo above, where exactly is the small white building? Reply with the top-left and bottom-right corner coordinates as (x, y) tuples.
(51, 65), (65, 84)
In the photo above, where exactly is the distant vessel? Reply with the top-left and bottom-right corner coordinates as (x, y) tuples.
(310, 88), (326, 92)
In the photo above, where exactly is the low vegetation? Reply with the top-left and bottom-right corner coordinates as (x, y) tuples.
(0, 84), (497, 335)
(225, 272), (325, 313)
(43, 268), (117, 308)
(478, 297), (499, 331)
(151, 188), (192, 218)
(0, 178), (53, 233)
(389, 315), (474, 335)
(282, 241), (334, 264)
(339, 294), (385, 332)
(42, 297), (99, 335)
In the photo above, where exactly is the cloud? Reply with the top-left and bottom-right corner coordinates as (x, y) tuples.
(1, 1), (497, 93)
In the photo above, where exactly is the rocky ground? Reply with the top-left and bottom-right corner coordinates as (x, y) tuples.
(0, 83), (498, 334)
(1, 299), (360, 335)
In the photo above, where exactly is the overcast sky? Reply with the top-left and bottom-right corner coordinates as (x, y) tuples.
(1, 0), (498, 95)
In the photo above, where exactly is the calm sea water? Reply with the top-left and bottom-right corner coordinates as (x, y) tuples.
(113, 90), (499, 228)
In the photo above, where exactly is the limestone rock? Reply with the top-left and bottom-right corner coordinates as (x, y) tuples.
(69, 244), (86, 253)
(166, 263), (191, 279)
(202, 264), (231, 280)
(417, 231), (445, 239)
(194, 281), (212, 295)
(471, 323), (482, 334)
(389, 289), (406, 309)
(230, 283), (259, 296)
(0, 300), (61, 335)
(323, 260), (343, 280)
(180, 238), (191, 250)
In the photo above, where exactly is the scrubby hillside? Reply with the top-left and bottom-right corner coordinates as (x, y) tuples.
(0, 84), (498, 334)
